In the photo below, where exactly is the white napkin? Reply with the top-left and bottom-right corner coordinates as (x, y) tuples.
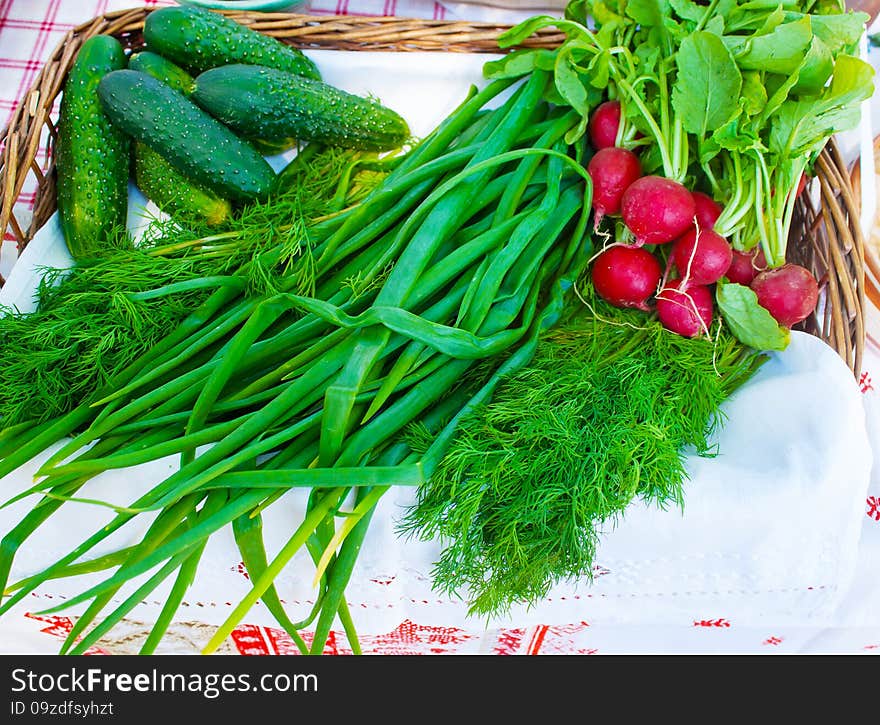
(0, 50), (873, 644)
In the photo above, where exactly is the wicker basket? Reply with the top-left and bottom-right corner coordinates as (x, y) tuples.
(0, 7), (868, 377)
(849, 133), (880, 350)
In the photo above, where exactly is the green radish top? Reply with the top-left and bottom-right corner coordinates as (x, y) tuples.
(55, 34), (130, 260)
(143, 5), (321, 79)
(128, 51), (195, 95)
(97, 69), (277, 202)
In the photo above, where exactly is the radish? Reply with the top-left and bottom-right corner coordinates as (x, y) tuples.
(691, 191), (723, 229)
(588, 100), (621, 150)
(621, 175), (696, 245)
(672, 227), (733, 286)
(587, 147), (641, 228)
(591, 245), (661, 311)
(725, 247), (767, 286)
(750, 263), (819, 328)
(656, 278), (714, 338)
(772, 173), (809, 200)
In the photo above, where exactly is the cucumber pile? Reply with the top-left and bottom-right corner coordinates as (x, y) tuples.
(55, 5), (411, 258)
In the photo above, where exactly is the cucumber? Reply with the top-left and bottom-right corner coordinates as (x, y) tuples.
(55, 35), (130, 259)
(134, 142), (231, 226)
(143, 5), (320, 80)
(126, 56), (232, 224)
(191, 64), (411, 152)
(97, 70), (276, 202)
(128, 51), (294, 156)
(128, 51), (195, 95)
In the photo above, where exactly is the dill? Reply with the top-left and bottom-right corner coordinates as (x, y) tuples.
(0, 145), (381, 427)
(400, 289), (765, 618)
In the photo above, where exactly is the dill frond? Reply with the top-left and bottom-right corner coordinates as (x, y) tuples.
(0, 144), (391, 427)
(400, 292), (765, 618)
(342, 262), (394, 301)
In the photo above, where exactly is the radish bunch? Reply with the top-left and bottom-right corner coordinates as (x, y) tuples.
(585, 104), (819, 342)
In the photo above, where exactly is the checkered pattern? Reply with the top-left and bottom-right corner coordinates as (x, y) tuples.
(309, 0), (451, 18)
(0, 1), (172, 134)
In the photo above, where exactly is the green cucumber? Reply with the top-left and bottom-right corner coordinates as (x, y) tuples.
(128, 51), (294, 156)
(191, 64), (411, 152)
(128, 51), (195, 95)
(143, 5), (320, 80)
(56, 35), (130, 259)
(97, 70), (276, 202)
(133, 142), (231, 226)
(127, 53), (232, 223)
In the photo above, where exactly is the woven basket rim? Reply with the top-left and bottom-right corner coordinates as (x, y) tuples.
(0, 8), (868, 377)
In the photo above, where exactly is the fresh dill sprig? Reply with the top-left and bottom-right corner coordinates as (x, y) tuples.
(0, 145), (385, 427)
(342, 262), (395, 301)
(400, 291), (765, 618)
(0, 247), (212, 426)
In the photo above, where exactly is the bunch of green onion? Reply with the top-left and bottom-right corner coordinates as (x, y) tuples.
(0, 69), (594, 654)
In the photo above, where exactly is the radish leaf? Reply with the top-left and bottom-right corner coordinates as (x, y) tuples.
(672, 31), (742, 136)
(723, 17), (813, 74)
(717, 280), (790, 351)
(769, 54), (874, 158)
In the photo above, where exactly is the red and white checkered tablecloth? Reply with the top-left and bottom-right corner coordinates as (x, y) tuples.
(1, 0), (879, 656)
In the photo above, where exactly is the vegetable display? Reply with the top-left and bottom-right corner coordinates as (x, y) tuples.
(0, 1), (873, 652)
(487, 0), (872, 348)
(401, 295), (762, 616)
(51, 7), (410, 258)
(1, 72), (598, 654)
(0, 145), (379, 427)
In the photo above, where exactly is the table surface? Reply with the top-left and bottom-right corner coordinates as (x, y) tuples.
(1, 0), (879, 656)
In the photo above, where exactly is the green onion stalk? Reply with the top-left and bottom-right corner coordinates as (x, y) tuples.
(0, 70), (596, 654)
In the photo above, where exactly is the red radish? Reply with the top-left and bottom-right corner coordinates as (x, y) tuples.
(772, 173), (809, 200)
(621, 175), (696, 245)
(656, 278), (714, 338)
(725, 247), (767, 286)
(796, 173), (809, 198)
(591, 245), (662, 311)
(587, 147), (641, 228)
(589, 100), (621, 150)
(672, 227), (733, 286)
(750, 263), (819, 328)
(691, 191), (723, 229)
